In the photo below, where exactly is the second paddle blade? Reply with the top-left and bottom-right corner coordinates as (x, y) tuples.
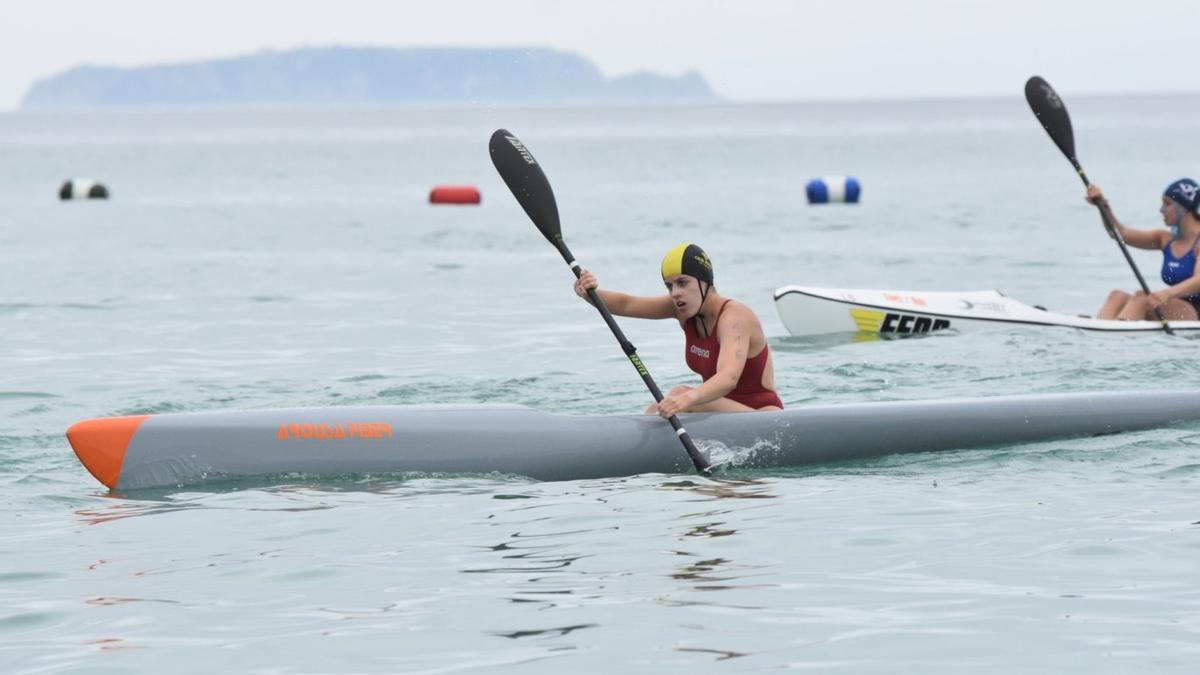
(1024, 75), (1077, 162)
(489, 129), (563, 243)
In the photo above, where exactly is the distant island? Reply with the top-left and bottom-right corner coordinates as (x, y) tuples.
(20, 46), (717, 109)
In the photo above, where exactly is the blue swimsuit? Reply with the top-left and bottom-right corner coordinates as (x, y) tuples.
(1161, 233), (1200, 310)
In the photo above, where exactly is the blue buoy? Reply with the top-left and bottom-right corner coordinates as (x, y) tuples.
(806, 176), (861, 204)
(59, 179), (109, 200)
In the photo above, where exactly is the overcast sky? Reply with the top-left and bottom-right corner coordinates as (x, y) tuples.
(3, 0), (1197, 110)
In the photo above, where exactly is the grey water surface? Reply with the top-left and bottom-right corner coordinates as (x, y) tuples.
(2, 99), (1199, 672)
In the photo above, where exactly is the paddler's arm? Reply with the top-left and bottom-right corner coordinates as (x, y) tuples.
(1086, 184), (1168, 249)
(573, 269), (675, 319)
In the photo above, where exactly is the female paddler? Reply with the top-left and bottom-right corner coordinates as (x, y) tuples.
(574, 243), (783, 417)
(1088, 178), (1200, 320)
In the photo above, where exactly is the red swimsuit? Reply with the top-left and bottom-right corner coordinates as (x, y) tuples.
(682, 300), (784, 410)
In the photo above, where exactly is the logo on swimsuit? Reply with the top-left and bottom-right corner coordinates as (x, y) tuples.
(505, 136), (537, 165)
(849, 308), (950, 334)
(276, 422), (393, 441)
(689, 344), (711, 359)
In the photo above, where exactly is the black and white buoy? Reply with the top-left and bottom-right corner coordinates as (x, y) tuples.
(59, 179), (109, 200)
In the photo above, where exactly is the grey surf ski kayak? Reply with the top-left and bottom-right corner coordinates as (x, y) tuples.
(67, 391), (1200, 490)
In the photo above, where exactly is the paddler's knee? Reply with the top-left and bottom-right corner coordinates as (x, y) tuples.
(1106, 289), (1131, 303)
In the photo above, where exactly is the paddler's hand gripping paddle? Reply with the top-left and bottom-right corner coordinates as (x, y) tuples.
(489, 129), (714, 476)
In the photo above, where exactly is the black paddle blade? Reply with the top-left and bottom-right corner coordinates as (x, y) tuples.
(1024, 76), (1077, 162)
(489, 129), (562, 244)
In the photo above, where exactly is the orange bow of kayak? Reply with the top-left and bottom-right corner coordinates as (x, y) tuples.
(65, 416), (148, 489)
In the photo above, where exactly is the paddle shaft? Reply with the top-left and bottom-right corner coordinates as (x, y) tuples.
(552, 239), (713, 475)
(1070, 162), (1173, 333)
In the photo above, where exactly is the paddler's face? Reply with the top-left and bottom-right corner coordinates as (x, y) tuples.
(1161, 197), (1183, 227)
(664, 274), (702, 316)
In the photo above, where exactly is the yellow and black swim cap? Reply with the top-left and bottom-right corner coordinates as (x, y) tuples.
(661, 243), (714, 286)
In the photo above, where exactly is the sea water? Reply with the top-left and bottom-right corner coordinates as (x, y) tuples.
(2, 99), (1200, 672)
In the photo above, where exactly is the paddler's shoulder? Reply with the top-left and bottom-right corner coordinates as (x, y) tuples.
(716, 298), (765, 333)
(720, 297), (761, 320)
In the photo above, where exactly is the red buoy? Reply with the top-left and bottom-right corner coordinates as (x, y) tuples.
(429, 185), (481, 205)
